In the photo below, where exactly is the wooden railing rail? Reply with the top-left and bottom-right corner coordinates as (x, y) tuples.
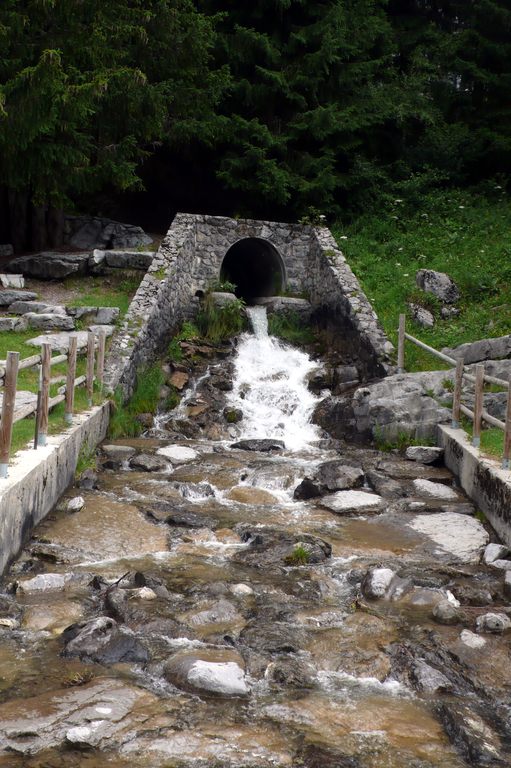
(0, 331), (106, 477)
(398, 314), (511, 469)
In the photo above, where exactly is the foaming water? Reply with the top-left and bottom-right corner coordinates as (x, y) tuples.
(228, 306), (321, 450)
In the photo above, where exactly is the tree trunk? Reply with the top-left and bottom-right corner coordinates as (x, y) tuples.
(8, 189), (29, 253)
(47, 205), (64, 248)
(31, 203), (48, 252)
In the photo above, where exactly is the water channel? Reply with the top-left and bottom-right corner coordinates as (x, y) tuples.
(0, 309), (509, 766)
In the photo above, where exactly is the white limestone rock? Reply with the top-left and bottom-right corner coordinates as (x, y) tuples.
(0, 274), (24, 289)
(156, 445), (198, 463)
(408, 512), (489, 563)
(413, 479), (458, 499)
(475, 612), (511, 634)
(362, 567), (396, 599)
(17, 573), (72, 594)
(187, 661), (248, 696)
(460, 629), (486, 649)
(405, 446), (444, 464)
(67, 496), (85, 513)
(230, 583), (254, 596)
(319, 489), (383, 514)
(483, 543), (509, 565)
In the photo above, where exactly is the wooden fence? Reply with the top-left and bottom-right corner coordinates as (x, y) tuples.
(0, 329), (107, 478)
(398, 314), (511, 469)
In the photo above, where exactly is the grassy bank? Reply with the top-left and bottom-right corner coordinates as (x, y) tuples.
(333, 187), (511, 371)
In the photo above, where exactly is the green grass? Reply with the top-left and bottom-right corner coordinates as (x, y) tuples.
(108, 364), (165, 438)
(285, 544), (311, 566)
(65, 272), (141, 316)
(335, 187), (511, 372)
(462, 416), (505, 460)
(196, 293), (246, 342)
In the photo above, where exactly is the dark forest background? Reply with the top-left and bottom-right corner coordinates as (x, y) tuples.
(1, 0), (510, 250)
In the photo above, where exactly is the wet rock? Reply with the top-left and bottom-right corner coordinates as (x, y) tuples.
(236, 526), (331, 567)
(62, 616), (149, 663)
(223, 406), (243, 423)
(230, 583), (254, 597)
(169, 371), (189, 390)
(438, 703), (505, 766)
(156, 444), (198, 463)
(406, 445), (444, 464)
(135, 413), (154, 429)
(129, 453), (168, 472)
(104, 588), (129, 621)
(240, 621), (307, 655)
(210, 375), (233, 391)
(488, 559), (511, 570)
(17, 573), (73, 593)
(412, 661), (452, 693)
(451, 584), (493, 606)
(483, 543), (509, 565)
(231, 439), (285, 452)
(164, 649), (248, 697)
(102, 444), (136, 462)
(410, 511), (489, 563)
(319, 489), (383, 515)
(181, 599), (241, 628)
(416, 269), (460, 304)
(227, 486), (277, 505)
(433, 600), (461, 625)
(299, 744), (362, 768)
(475, 613), (511, 634)
(362, 567), (395, 599)
(366, 469), (406, 498)
(67, 496), (85, 513)
(78, 468), (98, 489)
(178, 481), (215, 499)
(441, 502), (476, 516)
(265, 657), (316, 689)
(413, 478), (458, 499)
(460, 629), (486, 649)
(294, 461), (364, 499)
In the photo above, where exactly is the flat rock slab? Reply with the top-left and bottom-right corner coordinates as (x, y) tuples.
(231, 439), (285, 452)
(0, 390), (37, 413)
(319, 489), (383, 514)
(156, 445), (198, 463)
(9, 252), (90, 280)
(413, 479), (458, 500)
(0, 289), (37, 306)
(26, 331), (91, 352)
(24, 313), (75, 331)
(408, 512), (489, 563)
(406, 446), (444, 464)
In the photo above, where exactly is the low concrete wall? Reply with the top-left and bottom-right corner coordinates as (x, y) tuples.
(438, 424), (511, 547)
(0, 403), (110, 576)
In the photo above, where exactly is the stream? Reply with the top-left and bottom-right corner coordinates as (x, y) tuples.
(0, 308), (510, 767)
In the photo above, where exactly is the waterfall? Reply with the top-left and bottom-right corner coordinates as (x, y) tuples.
(228, 306), (321, 450)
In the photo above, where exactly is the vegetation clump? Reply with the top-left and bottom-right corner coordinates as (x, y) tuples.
(108, 364), (165, 438)
(285, 544), (311, 566)
(268, 312), (316, 347)
(196, 291), (246, 343)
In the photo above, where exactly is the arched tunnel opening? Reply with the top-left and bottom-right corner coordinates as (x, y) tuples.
(220, 238), (285, 303)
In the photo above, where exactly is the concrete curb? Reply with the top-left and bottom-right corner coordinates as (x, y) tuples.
(0, 402), (110, 576)
(438, 424), (511, 547)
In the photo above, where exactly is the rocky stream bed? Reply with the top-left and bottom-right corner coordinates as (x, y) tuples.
(0, 311), (510, 767)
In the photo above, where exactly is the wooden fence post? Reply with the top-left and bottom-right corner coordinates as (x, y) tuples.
(97, 329), (106, 391)
(86, 331), (95, 407)
(452, 358), (464, 429)
(37, 343), (51, 446)
(0, 352), (19, 478)
(397, 314), (405, 373)
(64, 334), (78, 424)
(503, 374), (511, 470)
(472, 363), (485, 448)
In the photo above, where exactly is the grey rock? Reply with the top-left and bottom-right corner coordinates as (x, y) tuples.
(294, 461), (364, 499)
(438, 703), (505, 766)
(9, 252), (90, 280)
(88, 324), (115, 337)
(319, 490), (383, 515)
(67, 496), (85, 513)
(408, 302), (435, 328)
(78, 468), (98, 489)
(24, 313), (75, 331)
(67, 216), (152, 250)
(102, 444), (136, 462)
(366, 470), (406, 498)
(89, 248), (106, 269)
(231, 439), (285, 452)
(164, 651), (248, 697)
(0, 289), (38, 306)
(441, 306), (461, 319)
(95, 306), (120, 325)
(432, 599), (460, 625)
(62, 616), (149, 663)
(0, 273), (24, 288)
(412, 661), (452, 693)
(266, 657), (316, 689)
(0, 317), (20, 331)
(26, 331), (90, 352)
(483, 543), (509, 565)
(504, 571), (511, 599)
(129, 453), (168, 472)
(416, 269), (460, 304)
(362, 567), (396, 599)
(17, 573), (72, 593)
(210, 291), (238, 307)
(0, 244), (14, 257)
(475, 612), (511, 634)
(406, 445), (444, 464)
(105, 250), (154, 270)
(9, 300), (50, 314)
(443, 334), (511, 364)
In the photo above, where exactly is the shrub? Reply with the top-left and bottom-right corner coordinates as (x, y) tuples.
(197, 292), (246, 342)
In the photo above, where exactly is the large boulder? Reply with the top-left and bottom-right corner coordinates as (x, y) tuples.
(104, 250), (154, 270)
(294, 461), (364, 499)
(443, 334), (511, 364)
(8, 252), (90, 279)
(231, 439), (285, 452)
(416, 269), (460, 304)
(313, 371), (451, 443)
(24, 313), (75, 331)
(65, 215), (152, 250)
(164, 649), (249, 697)
(408, 302), (435, 328)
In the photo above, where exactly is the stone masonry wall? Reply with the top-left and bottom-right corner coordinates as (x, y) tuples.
(104, 213), (394, 398)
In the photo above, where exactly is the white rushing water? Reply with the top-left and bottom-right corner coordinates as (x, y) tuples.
(228, 306), (321, 450)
